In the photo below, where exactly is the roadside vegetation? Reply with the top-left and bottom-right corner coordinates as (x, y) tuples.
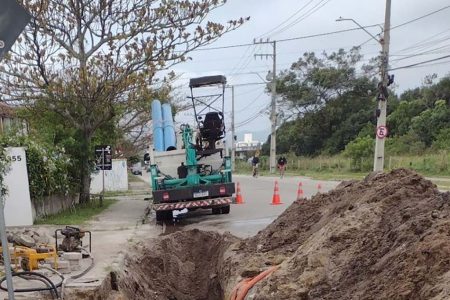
(237, 48), (450, 186)
(34, 199), (117, 225)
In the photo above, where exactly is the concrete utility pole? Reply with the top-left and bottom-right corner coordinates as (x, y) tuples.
(231, 85), (236, 171)
(225, 85), (236, 170)
(373, 0), (392, 172)
(254, 39), (277, 173)
(336, 0), (392, 172)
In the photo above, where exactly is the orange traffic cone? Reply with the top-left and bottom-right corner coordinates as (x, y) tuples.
(317, 183), (322, 193)
(271, 180), (283, 205)
(296, 182), (304, 200)
(235, 182), (244, 204)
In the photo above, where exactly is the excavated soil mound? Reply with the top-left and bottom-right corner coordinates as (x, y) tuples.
(118, 229), (239, 300)
(228, 168), (450, 299)
(117, 169), (450, 300)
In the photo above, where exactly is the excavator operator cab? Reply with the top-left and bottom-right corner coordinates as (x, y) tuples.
(200, 112), (225, 146)
(189, 75), (227, 153)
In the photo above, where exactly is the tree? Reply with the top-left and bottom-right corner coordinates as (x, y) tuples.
(0, 0), (247, 203)
(386, 99), (427, 137)
(275, 47), (369, 120)
(411, 99), (450, 146)
(268, 48), (377, 156)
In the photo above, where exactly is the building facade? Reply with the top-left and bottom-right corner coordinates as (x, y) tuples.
(235, 133), (261, 159)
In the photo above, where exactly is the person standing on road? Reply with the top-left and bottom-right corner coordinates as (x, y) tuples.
(252, 155), (260, 178)
(277, 156), (287, 178)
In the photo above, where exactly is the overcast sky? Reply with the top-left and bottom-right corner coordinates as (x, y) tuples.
(171, 0), (450, 142)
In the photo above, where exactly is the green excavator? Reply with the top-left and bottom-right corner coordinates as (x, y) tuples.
(149, 75), (235, 221)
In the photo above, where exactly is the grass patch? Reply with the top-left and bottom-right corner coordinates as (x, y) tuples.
(34, 199), (117, 225)
(104, 190), (134, 197)
(293, 170), (367, 181)
(235, 169), (367, 181)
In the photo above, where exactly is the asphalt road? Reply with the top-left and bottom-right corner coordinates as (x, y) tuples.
(142, 172), (339, 238)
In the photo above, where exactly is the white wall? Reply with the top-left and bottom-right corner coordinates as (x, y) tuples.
(4, 147), (33, 226)
(90, 159), (128, 193)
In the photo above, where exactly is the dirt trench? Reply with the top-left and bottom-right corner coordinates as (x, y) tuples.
(113, 169), (450, 300)
(116, 229), (239, 300)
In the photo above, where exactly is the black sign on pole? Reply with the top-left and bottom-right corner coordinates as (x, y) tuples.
(95, 145), (112, 170)
(0, 0), (31, 59)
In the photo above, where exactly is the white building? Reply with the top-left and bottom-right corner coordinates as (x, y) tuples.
(235, 133), (261, 159)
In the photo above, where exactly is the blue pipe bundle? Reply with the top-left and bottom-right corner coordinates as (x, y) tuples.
(151, 100), (164, 152)
(162, 103), (176, 151)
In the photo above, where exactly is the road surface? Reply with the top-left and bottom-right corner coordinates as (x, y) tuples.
(142, 172), (339, 237)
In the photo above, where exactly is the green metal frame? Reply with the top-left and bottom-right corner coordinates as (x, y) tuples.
(150, 124), (232, 191)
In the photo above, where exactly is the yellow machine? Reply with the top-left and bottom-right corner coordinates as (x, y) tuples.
(1, 244), (58, 271)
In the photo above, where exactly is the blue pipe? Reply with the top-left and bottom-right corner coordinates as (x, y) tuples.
(162, 103), (176, 151)
(151, 100), (164, 152)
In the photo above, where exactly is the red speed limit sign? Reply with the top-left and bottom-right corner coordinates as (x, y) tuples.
(376, 126), (388, 139)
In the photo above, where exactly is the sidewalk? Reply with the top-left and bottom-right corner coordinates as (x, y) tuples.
(63, 176), (159, 298)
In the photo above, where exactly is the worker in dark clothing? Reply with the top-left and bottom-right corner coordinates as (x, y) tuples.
(277, 156), (287, 178)
(177, 162), (188, 179)
(252, 155), (260, 178)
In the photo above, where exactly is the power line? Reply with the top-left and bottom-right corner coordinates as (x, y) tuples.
(355, 8), (450, 51)
(193, 24), (382, 52)
(255, 0), (316, 39)
(391, 5), (450, 30)
(389, 54), (450, 71)
(234, 85), (265, 97)
(276, 24), (382, 43)
(394, 27), (450, 54)
(269, 0), (332, 37)
(228, 45), (257, 76)
(235, 91), (265, 115)
(390, 44), (450, 63)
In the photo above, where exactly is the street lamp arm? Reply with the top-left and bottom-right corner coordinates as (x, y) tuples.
(336, 17), (380, 44)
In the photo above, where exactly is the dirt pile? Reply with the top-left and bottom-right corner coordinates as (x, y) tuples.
(229, 168), (450, 299)
(116, 169), (450, 300)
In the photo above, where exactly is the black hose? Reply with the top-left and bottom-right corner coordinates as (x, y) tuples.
(0, 271), (63, 299)
(70, 249), (94, 279)
(18, 274), (54, 297)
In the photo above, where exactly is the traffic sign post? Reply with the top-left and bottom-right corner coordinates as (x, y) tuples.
(0, 1), (31, 298)
(95, 145), (112, 206)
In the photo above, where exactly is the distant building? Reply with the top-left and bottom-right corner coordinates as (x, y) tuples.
(235, 133), (261, 159)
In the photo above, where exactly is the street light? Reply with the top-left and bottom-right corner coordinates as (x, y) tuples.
(336, 6), (392, 172)
(336, 17), (380, 44)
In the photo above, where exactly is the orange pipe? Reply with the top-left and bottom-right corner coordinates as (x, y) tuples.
(230, 266), (279, 300)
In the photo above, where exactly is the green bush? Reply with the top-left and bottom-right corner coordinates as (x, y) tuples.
(433, 128), (450, 150)
(385, 132), (426, 155)
(343, 135), (374, 171)
(0, 133), (73, 201)
(0, 147), (9, 201)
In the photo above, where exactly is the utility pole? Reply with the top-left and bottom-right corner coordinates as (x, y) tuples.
(225, 85), (236, 170)
(373, 0), (392, 172)
(336, 0), (392, 172)
(254, 39), (277, 173)
(231, 85), (236, 171)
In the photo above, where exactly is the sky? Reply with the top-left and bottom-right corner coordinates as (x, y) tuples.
(170, 0), (450, 143)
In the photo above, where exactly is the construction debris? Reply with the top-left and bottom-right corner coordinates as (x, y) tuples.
(3, 229), (52, 248)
